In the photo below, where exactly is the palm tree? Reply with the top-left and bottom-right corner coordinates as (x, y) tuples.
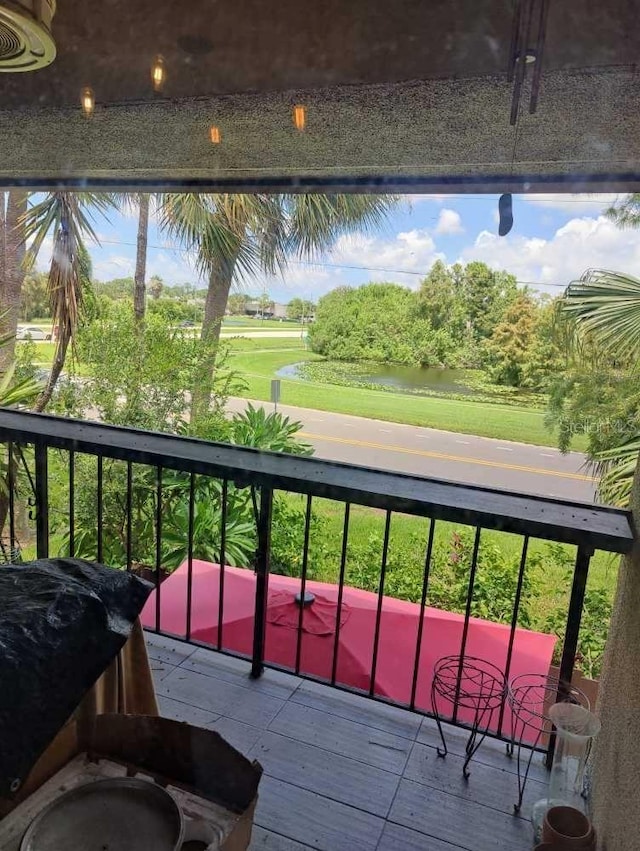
(557, 268), (640, 505)
(133, 194), (151, 322)
(22, 192), (117, 411)
(159, 193), (397, 419)
(0, 191), (28, 373)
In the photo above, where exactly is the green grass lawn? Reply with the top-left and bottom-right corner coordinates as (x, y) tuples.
(292, 495), (615, 590)
(25, 337), (584, 448)
(229, 345), (582, 448)
(222, 316), (301, 328)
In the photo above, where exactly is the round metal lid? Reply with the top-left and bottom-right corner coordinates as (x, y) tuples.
(20, 778), (183, 851)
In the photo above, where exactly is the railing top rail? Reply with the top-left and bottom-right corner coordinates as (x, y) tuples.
(0, 409), (633, 553)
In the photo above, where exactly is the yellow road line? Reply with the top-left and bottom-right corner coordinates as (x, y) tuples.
(299, 431), (595, 482)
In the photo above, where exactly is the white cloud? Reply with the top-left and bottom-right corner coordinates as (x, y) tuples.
(92, 254), (135, 280)
(262, 228), (446, 298)
(330, 229), (444, 286)
(519, 193), (620, 215)
(266, 263), (335, 300)
(406, 194), (449, 204)
(459, 214), (640, 293)
(435, 208), (464, 235)
(146, 249), (201, 285)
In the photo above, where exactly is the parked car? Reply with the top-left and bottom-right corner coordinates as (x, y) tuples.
(16, 327), (51, 341)
(178, 319), (195, 327)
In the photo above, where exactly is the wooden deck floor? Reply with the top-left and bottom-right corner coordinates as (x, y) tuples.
(146, 633), (549, 851)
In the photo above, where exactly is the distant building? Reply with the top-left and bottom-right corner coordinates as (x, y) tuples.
(244, 301), (288, 319)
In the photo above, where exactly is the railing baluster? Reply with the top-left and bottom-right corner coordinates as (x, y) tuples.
(97, 455), (104, 563)
(410, 518), (436, 710)
(68, 450), (75, 558)
(370, 510), (392, 696)
(546, 542), (594, 766)
(558, 544), (593, 692)
(7, 442), (16, 561)
(34, 443), (49, 559)
(295, 494), (313, 676)
(251, 486), (273, 678)
(155, 465), (163, 633)
(126, 461), (133, 571)
(217, 479), (228, 651)
(331, 502), (350, 685)
(185, 472), (195, 642)
(453, 526), (481, 723)
(496, 535), (529, 737)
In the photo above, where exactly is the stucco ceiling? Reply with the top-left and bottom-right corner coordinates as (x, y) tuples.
(0, 0), (638, 191)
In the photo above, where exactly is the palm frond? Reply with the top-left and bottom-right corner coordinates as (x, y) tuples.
(0, 362), (42, 408)
(605, 194), (640, 230)
(558, 269), (640, 362)
(19, 192), (114, 410)
(159, 192), (398, 284)
(591, 435), (640, 507)
(159, 194), (264, 282)
(22, 191), (115, 269)
(285, 194), (399, 259)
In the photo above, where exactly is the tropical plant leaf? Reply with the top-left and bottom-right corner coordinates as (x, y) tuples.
(605, 194), (640, 230)
(590, 435), (640, 507)
(558, 269), (640, 362)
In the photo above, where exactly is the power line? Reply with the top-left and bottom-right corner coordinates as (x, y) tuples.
(95, 237), (573, 290)
(407, 195), (618, 205)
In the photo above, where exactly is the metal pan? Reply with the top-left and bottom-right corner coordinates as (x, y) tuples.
(20, 777), (185, 851)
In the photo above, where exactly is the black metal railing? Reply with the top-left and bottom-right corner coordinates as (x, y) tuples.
(0, 409), (633, 756)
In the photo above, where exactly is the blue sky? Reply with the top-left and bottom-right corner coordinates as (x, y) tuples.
(80, 193), (640, 302)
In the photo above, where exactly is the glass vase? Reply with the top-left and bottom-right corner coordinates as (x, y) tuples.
(532, 702), (601, 838)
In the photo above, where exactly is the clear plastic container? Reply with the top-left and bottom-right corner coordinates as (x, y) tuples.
(532, 702), (601, 838)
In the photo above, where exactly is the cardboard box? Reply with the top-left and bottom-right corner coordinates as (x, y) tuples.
(0, 715), (262, 851)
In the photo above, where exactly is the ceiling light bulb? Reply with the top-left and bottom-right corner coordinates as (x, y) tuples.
(80, 87), (95, 118)
(293, 105), (306, 132)
(209, 125), (221, 144)
(151, 55), (166, 92)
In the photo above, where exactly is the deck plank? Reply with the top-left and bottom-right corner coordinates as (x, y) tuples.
(289, 679), (421, 740)
(388, 779), (532, 851)
(404, 742), (547, 816)
(183, 648), (302, 700)
(255, 776), (385, 851)
(158, 695), (221, 727)
(157, 667), (285, 728)
(377, 823), (465, 851)
(145, 632), (197, 666)
(268, 701), (413, 774)
(251, 730), (401, 817)
(416, 717), (549, 783)
(250, 827), (316, 850)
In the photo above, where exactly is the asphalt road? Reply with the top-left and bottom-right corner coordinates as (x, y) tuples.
(228, 398), (595, 502)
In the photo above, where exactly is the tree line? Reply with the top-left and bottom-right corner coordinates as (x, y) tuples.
(0, 191), (396, 418)
(309, 260), (564, 391)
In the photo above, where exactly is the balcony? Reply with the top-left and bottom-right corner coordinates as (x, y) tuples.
(0, 408), (633, 850)
(148, 632), (552, 851)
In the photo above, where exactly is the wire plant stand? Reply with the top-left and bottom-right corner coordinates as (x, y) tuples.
(431, 655), (506, 779)
(507, 673), (590, 812)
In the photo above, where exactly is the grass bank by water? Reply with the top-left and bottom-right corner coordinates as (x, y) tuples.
(229, 345), (583, 448)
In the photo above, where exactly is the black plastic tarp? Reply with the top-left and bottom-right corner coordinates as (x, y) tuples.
(0, 558), (152, 796)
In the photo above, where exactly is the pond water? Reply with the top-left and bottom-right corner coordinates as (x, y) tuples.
(276, 361), (478, 396)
